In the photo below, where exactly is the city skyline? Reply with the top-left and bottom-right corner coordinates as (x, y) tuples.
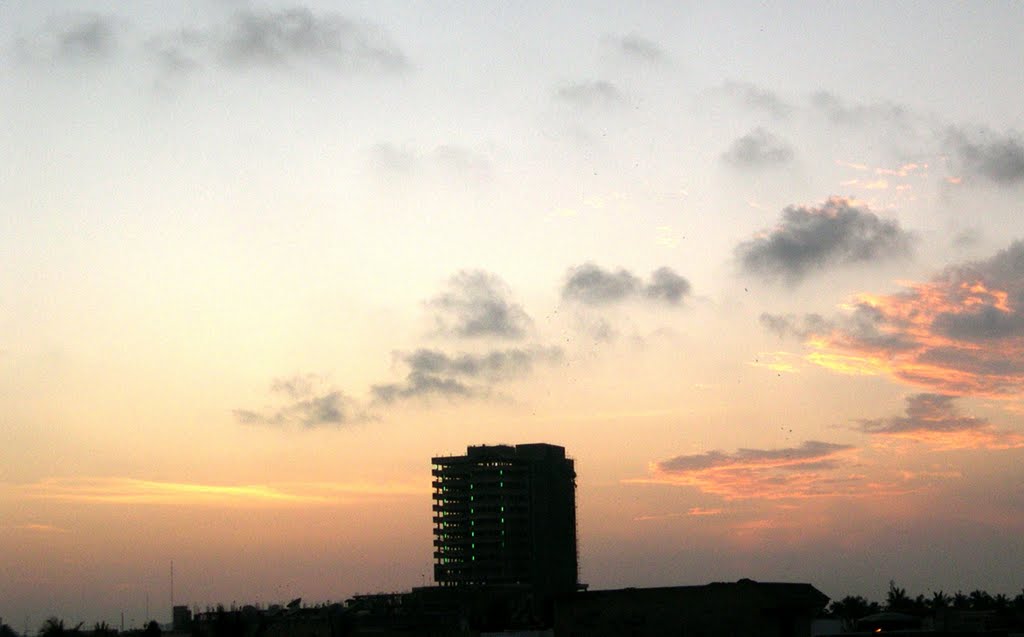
(2, 1), (1024, 628)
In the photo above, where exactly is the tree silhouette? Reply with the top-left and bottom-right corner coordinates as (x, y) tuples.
(1, 622), (18, 637)
(142, 620), (161, 637)
(886, 580), (913, 612)
(969, 589), (995, 611)
(38, 618), (83, 637)
(92, 622), (116, 637)
(928, 590), (951, 610)
(953, 591), (971, 609)
(827, 595), (880, 630)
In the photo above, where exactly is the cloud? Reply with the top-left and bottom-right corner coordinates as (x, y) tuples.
(235, 374), (366, 427)
(736, 197), (914, 284)
(644, 267), (692, 304)
(11, 523), (71, 534)
(8, 477), (423, 507)
(722, 128), (795, 168)
(563, 264), (641, 304)
(562, 264), (691, 306)
(219, 7), (408, 71)
(370, 346), (562, 404)
(427, 271), (532, 339)
(657, 440), (851, 473)
(856, 394), (1024, 450)
(608, 34), (667, 63)
(144, 8), (408, 76)
(715, 81), (793, 117)
(556, 80), (625, 108)
(810, 91), (912, 128)
(145, 28), (207, 76)
(640, 441), (863, 500)
(366, 143), (419, 173)
(765, 241), (1024, 396)
(16, 13), (120, 62)
(947, 127), (1024, 185)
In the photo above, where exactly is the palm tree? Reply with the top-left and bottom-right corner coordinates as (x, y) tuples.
(886, 581), (912, 612)
(92, 622), (116, 637)
(928, 590), (951, 610)
(38, 617), (82, 637)
(828, 595), (880, 631)
(969, 589), (995, 611)
(953, 591), (971, 609)
(39, 618), (66, 637)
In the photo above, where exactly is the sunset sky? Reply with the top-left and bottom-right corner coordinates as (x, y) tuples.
(3, 1), (1024, 628)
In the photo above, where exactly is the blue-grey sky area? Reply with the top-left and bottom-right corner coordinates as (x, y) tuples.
(2, 1), (1024, 628)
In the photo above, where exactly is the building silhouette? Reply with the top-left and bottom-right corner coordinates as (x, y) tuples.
(431, 443), (578, 597)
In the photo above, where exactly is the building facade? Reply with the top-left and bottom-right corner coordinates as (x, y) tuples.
(431, 444), (578, 596)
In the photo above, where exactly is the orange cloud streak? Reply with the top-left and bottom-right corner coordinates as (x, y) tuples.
(6, 477), (426, 507)
(795, 243), (1024, 396)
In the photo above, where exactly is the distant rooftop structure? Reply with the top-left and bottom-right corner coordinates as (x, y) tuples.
(554, 579), (830, 637)
(431, 443), (578, 596)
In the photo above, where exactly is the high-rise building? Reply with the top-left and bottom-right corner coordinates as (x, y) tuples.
(431, 443), (578, 595)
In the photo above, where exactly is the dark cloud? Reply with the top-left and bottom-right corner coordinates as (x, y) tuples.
(370, 374), (476, 404)
(736, 197), (914, 284)
(933, 304), (1024, 341)
(947, 128), (1024, 185)
(16, 13), (120, 62)
(721, 128), (794, 168)
(716, 81), (793, 117)
(427, 271), (532, 339)
(219, 8), (408, 71)
(556, 80), (625, 108)
(858, 394), (986, 435)
(562, 264), (641, 304)
(856, 394), (1024, 449)
(810, 91), (911, 128)
(562, 264), (691, 306)
(658, 440), (853, 473)
(766, 241), (1024, 396)
(370, 346), (562, 404)
(145, 28), (207, 76)
(143, 8), (408, 76)
(610, 34), (667, 63)
(644, 267), (691, 304)
(235, 375), (364, 428)
(645, 440), (860, 500)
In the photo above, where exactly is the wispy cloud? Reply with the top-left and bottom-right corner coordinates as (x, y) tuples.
(633, 507), (722, 521)
(7, 477), (424, 507)
(810, 91), (912, 129)
(10, 523), (71, 533)
(235, 374), (369, 428)
(857, 394), (1024, 450)
(736, 197), (914, 285)
(763, 241), (1024, 396)
(722, 128), (794, 168)
(146, 7), (408, 77)
(556, 80), (625, 108)
(15, 13), (120, 63)
(634, 441), (867, 500)
(714, 81), (793, 117)
(946, 127), (1024, 185)
(371, 346), (562, 404)
(606, 33), (668, 63)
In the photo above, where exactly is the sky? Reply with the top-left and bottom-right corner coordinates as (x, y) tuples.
(2, 0), (1024, 629)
